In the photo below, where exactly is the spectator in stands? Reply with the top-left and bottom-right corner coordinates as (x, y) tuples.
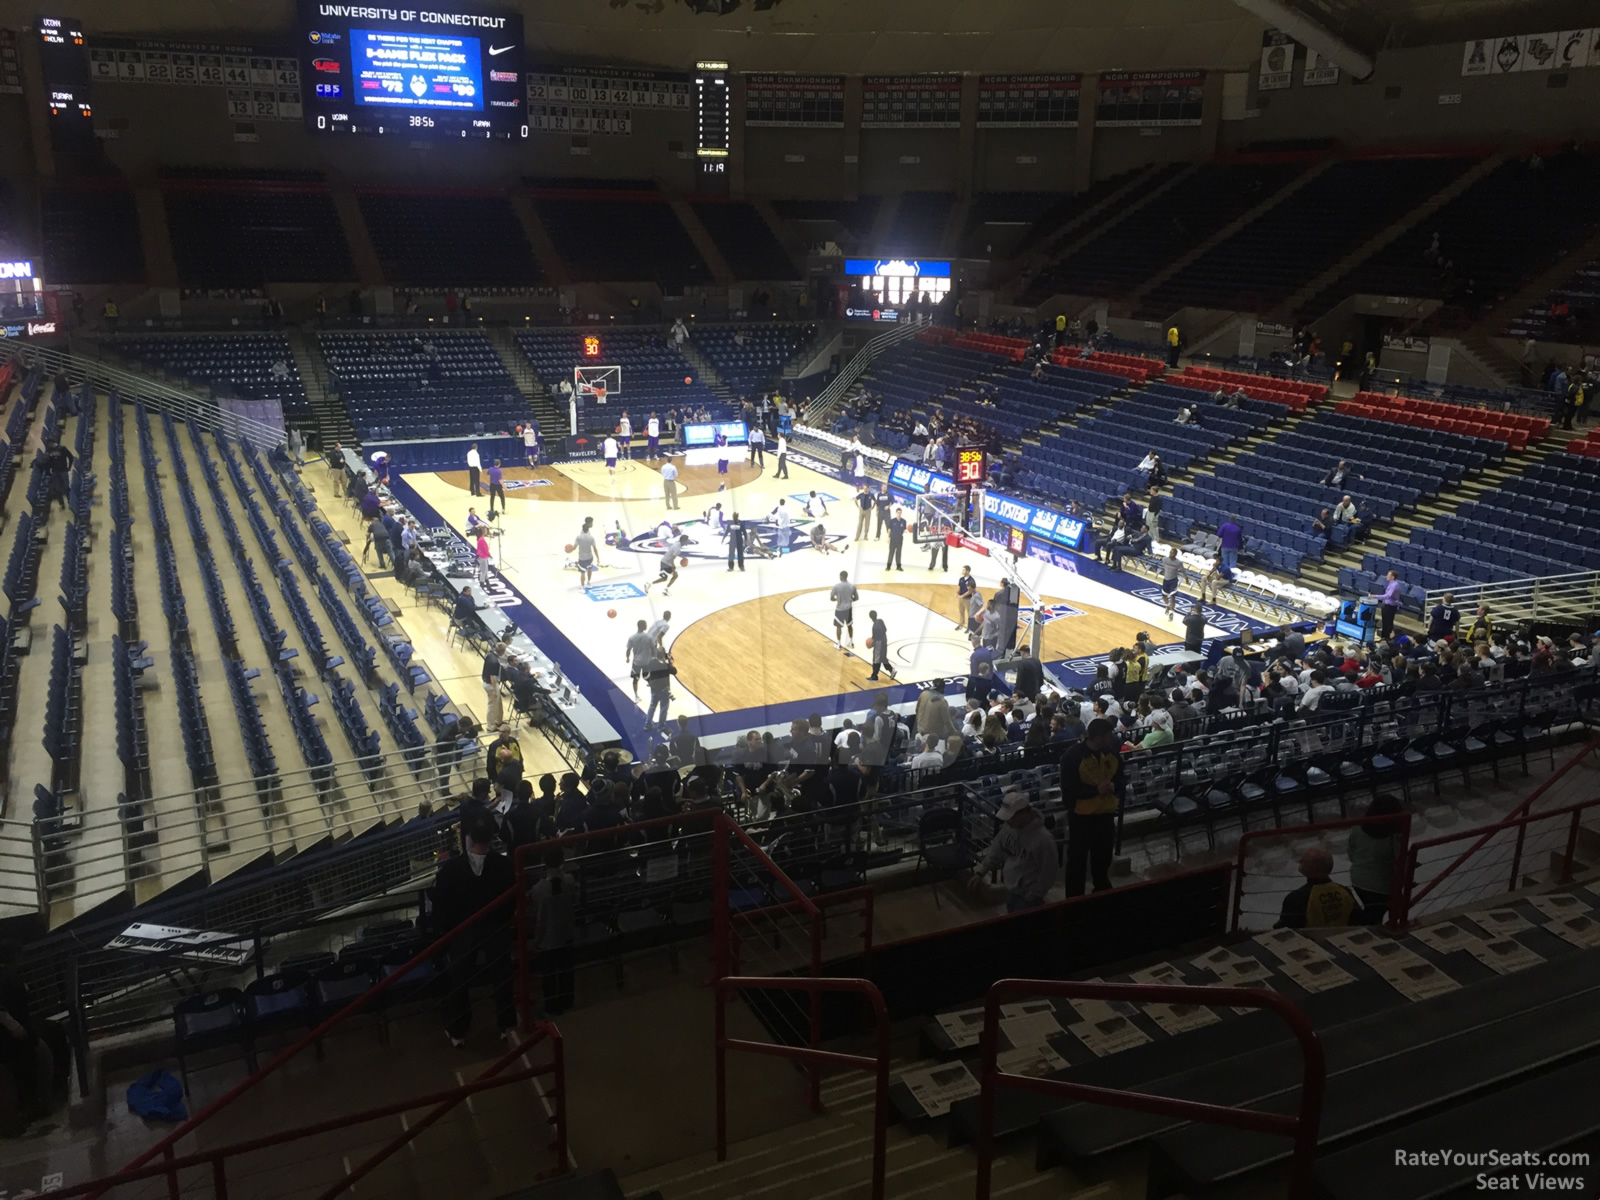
(1312, 508), (1333, 543)
(1137, 452), (1167, 490)
(453, 586), (480, 627)
(915, 679), (958, 744)
(435, 815), (516, 1046)
(1332, 495), (1359, 527)
(1110, 523), (1151, 572)
(909, 735), (946, 773)
(1427, 593), (1461, 643)
(1137, 708), (1174, 749)
(1200, 554), (1233, 604)
(1321, 460), (1361, 489)
(1216, 515), (1242, 573)
(1174, 405), (1197, 426)
(1366, 570), (1403, 640)
(1060, 718), (1124, 895)
(967, 791), (1058, 912)
(1274, 847), (1358, 929)
(359, 485), (382, 521)
(1165, 324), (1181, 367)
(529, 847), (577, 1016)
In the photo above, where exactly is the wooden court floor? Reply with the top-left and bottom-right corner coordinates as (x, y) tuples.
(432, 460), (763, 506)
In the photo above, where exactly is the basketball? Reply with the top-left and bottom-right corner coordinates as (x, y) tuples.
(683, 375), (692, 385)
(606, 608), (617, 619)
(865, 637), (874, 649)
(564, 543), (576, 553)
(679, 556), (689, 566)
(515, 424), (523, 434)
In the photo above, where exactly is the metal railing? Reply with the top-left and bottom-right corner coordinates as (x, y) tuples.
(39, 739), (481, 909)
(56, 1025), (562, 1200)
(973, 979), (1326, 1200)
(99, 873), (552, 1195)
(807, 317), (930, 420)
(1398, 736), (1600, 924)
(714, 977), (890, 1200)
(1424, 569), (1600, 626)
(4, 341), (285, 449)
(1230, 812), (1413, 932)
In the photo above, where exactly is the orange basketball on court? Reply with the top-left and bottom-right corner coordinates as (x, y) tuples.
(865, 637), (874, 649)
(606, 608), (617, 618)
(679, 556), (689, 567)
(515, 424), (523, 434)
(564, 543), (576, 553)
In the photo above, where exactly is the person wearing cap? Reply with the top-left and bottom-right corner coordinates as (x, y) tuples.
(1275, 847), (1358, 929)
(1059, 717), (1125, 895)
(1136, 708), (1174, 749)
(966, 791), (1058, 912)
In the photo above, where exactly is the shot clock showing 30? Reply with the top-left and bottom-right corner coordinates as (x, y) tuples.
(955, 446), (987, 487)
(299, 0), (525, 138)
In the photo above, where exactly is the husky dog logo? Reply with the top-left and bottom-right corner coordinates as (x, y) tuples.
(409, 74), (427, 97)
(1494, 36), (1521, 73)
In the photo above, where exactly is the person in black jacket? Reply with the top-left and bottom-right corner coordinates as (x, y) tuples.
(434, 816), (517, 1046)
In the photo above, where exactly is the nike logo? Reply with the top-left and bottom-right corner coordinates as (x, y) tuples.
(488, 44), (513, 55)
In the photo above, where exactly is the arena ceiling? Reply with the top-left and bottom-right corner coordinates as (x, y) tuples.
(0, 0), (1585, 74)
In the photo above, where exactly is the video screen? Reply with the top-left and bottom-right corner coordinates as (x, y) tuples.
(682, 421), (748, 448)
(351, 29), (483, 111)
(299, 0), (524, 138)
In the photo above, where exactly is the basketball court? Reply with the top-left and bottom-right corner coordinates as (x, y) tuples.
(394, 443), (1236, 741)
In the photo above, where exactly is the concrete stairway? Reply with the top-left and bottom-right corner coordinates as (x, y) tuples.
(485, 327), (563, 432)
(1280, 154), (1505, 321)
(1126, 160), (1336, 314)
(284, 327), (353, 449)
(618, 1053), (1125, 1200)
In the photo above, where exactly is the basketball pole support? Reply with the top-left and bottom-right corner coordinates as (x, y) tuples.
(916, 485), (1044, 661)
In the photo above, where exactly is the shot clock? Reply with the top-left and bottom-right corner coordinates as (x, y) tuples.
(954, 446), (987, 486)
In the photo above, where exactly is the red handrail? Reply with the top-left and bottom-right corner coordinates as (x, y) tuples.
(105, 878), (525, 1192)
(1231, 812), (1412, 932)
(1398, 793), (1600, 925)
(974, 979), (1326, 1200)
(1404, 735), (1599, 917)
(714, 976), (891, 1200)
(50, 1026), (562, 1200)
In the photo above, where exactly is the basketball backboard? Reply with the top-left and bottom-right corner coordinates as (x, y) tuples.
(574, 364), (622, 400)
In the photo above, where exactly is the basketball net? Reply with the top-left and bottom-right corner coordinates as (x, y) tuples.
(915, 486), (1046, 658)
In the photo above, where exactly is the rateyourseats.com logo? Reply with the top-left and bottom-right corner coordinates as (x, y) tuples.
(1393, 1148), (1590, 1192)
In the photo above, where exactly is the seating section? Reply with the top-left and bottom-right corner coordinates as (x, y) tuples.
(321, 331), (529, 439)
(516, 328), (730, 433)
(359, 192), (542, 287)
(958, 175), (1155, 258)
(1141, 157), (1469, 316)
(1300, 152), (1600, 325)
(1171, 366), (1325, 413)
(163, 178), (353, 287)
(1567, 426), (1600, 459)
(534, 193), (709, 286)
(41, 182), (145, 283)
(1335, 391), (1549, 451)
(881, 192), (955, 255)
(690, 203), (797, 280)
(688, 324), (811, 395)
(112, 335), (312, 423)
(1352, 451), (1600, 593)
(770, 197), (881, 245)
(1505, 254), (1600, 344)
(1024, 162), (1304, 303)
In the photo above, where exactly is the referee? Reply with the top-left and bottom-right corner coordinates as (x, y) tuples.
(727, 512), (746, 572)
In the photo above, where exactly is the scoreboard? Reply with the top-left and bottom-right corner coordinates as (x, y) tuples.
(297, 0), (527, 139)
(977, 75), (1081, 127)
(861, 75), (961, 127)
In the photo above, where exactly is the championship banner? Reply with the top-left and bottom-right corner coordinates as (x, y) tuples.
(862, 75), (962, 128)
(744, 73), (844, 127)
(976, 74), (1081, 127)
(1095, 71), (1204, 127)
(1303, 49), (1340, 87)
(0, 29), (23, 95)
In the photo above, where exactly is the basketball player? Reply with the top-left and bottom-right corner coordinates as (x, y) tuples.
(829, 569), (858, 650)
(646, 412), (661, 460)
(487, 459), (506, 518)
(618, 413), (633, 459)
(805, 490), (828, 519)
(715, 428), (730, 476)
(810, 521), (833, 554)
(625, 618), (656, 698)
(645, 530), (687, 596)
(573, 517), (601, 589)
(704, 502), (728, 539)
(771, 498), (793, 553)
(866, 610), (895, 681)
(523, 423), (540, 468)
(602, 434), (619, 476)
(647, 610), (672, 662)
